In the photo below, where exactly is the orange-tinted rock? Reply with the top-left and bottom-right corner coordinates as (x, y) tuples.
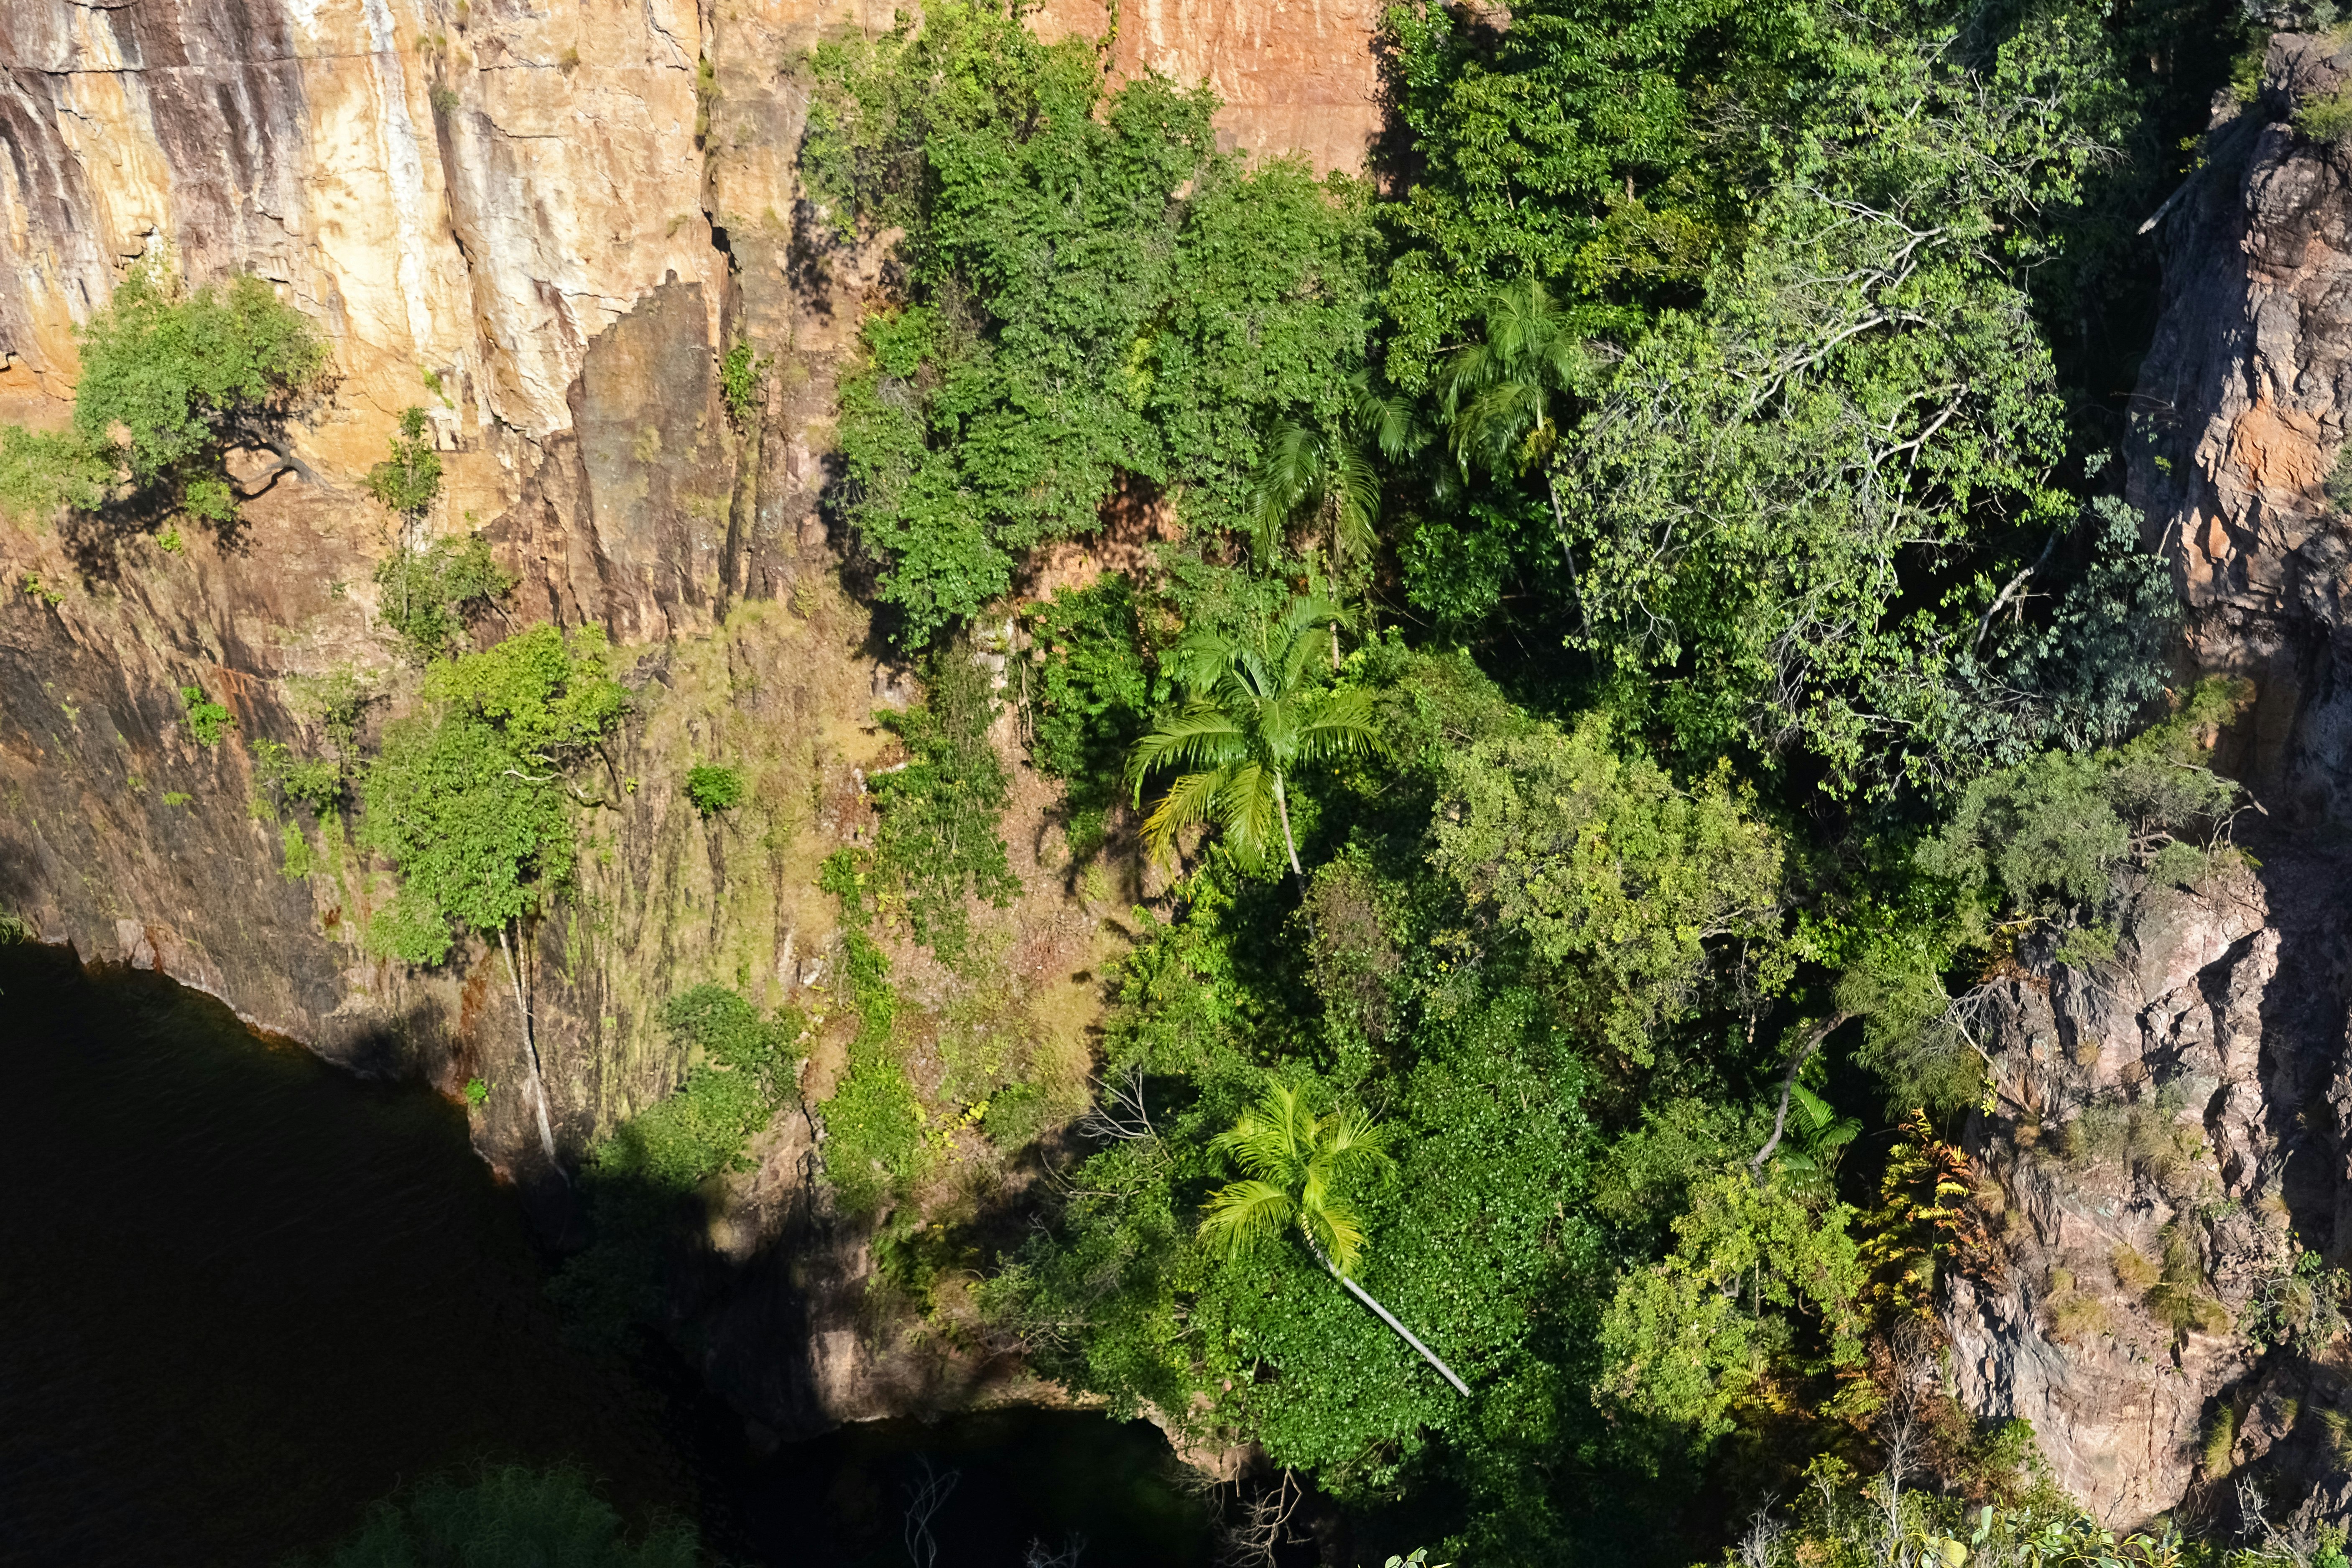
(1031, 0), (1384, 173)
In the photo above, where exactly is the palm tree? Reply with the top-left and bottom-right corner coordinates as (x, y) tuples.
(1435, 278), (1595, 631)
(1200, 1081), (1469, 1396)
(1250, 372), (1425, 575)
(1126, 597), (1381, 900)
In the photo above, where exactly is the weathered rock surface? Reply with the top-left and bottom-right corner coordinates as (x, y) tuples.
(1033, 0), (1386, 172)
(1950, 30), (2352, 1526)
(1945, 866), (2298, 1522)
(2129, 33), (2352, 822)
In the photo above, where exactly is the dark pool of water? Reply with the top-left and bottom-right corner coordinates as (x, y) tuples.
(0, 943), (1212, 1568)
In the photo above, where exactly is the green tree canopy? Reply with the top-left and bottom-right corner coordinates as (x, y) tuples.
(71, 268), (329, 523)
(365, 406), (444, 526)
(360, 625), (626, 966)
(1596, 1170), (1868, 1451)
(807, 2), (1380, 642)
(1431, 716), (1782, 1063)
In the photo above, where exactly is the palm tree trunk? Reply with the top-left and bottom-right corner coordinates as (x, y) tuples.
(1302, 1229), (1469, 1396)
(1272, 771), (1306, 885)
(1271, 770), (1319, 946)
(498, 921), (563, 1173)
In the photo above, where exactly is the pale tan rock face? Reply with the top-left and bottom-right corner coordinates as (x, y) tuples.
(0, 0), (1381, 474)
(0, 0), (722, 459)
(1032, 0), (1386, 173)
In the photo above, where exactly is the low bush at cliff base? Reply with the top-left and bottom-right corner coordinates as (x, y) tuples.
(550, 984), (803, 1349)
(300, 1464), (706, 1568)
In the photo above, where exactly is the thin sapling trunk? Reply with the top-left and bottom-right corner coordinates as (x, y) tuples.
(497, 921), (563, 1173)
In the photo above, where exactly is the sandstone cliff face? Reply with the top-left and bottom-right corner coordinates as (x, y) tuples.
(1032, 0), (1386, 172)
(2128, 33), (2352, 823)
(0, 0), (1367, 1443)
(1944, 867), (2297, 1522)
(1944, 31), (2352, 1524)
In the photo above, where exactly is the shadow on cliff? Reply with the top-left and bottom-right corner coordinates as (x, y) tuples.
(2244, 831), (2352, 1260)
(56, 485), (259, 585)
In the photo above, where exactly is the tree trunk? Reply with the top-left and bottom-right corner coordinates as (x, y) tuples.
(1543, 469), (1594, 641)
(1303, 1229), (1469, 1396)
(1749, 1011), (1854, 1175)
(1271, 770), (1319, 946)
(1272, 771), (1306, 885)
(498, 922), (563, 1174)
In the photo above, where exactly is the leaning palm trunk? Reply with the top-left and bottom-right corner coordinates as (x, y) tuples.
(1270, 771), (1320, 946)
(1301, 1228), (1470, 1396)
(497, 922), (562, 1172)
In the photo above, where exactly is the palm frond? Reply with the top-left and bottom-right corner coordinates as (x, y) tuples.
(1332, 441), (1381, 567)
(1251, 421), (1329, 567)
(1293, 687), (1383, 765)
(1199, 1179), (1297, 1260)
(1127, 707), (1248, 799)
(1317, 1104), (1395, 1186)
(1346, 370), (1424, 463)
(1140, 766), (1232, 864)
(1212, 1084), (1308, 1179)
(1272, 597), (1342, 689)
(1790, 1083), (1860, 1158)
(1164, 630), (1240, 697)
(1310, 1195), (1370, 1277)
(1213, 760), (1281, 871)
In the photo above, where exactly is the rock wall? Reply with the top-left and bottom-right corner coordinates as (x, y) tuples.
(2128, 32), (2352, 825)
(0, 0), (1373, 1444)
(1947, 31), (2352, 1526)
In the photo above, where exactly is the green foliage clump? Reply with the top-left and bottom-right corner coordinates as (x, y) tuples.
(69, 268), (329, 524)
(1919, 678), (2250, 941)
(2244, 1250), (2351, 1354)
(806, 4), (1378, 642)
(278, 820), (316, 881)
(1019, 574), (1157, 836)
(717, 341), (765, 429)
(1379, 0), (1762, 390)
(815, 853), (923, 1214)
(180, 684), (235, 747)
(683, 763), (744, 818)
(592, 985), (801, 1193)
(373, 533), (517, 663)
(1597, 1170), (1869, 1449)
(1431, 715), (1782, 1062)
(252, 737), (344, 815)
(2329, 447), (2352, 512)
(358, 625), (627, 966)
(2298, 87), (2352, 143)
(364, 406), (444, 522)
(300, 1464), (704, 1568)
(866, 651), (1020, 961)
(0, 425), (113, 524)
